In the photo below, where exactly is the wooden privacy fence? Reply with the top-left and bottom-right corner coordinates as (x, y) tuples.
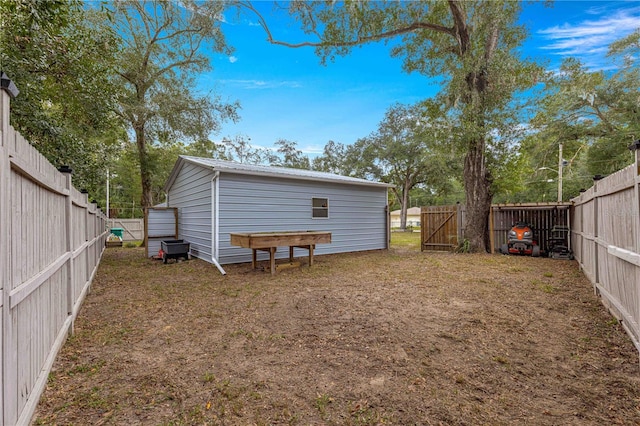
(421, 203), (571, 253)
(0, 79), (108, 425)
(107, 218), (144, 241)
(572, 144), (640, 356)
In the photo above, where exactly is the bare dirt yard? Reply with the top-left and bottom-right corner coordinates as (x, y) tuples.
(34, 234), (640, 425)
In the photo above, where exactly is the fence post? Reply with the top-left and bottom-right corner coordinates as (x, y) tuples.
(457, 203), (464, 243)
(580, 192), (586, 273)
(488, 205), (495, 254)
(592, 175), (604, 289)
(81, 189), (91, 291)
(1, 72), (19, 426)
(630, 140), (640, 359)
(0, 75), (9, 426)
(58, 167), (74, 331)
(631, 140), (640, 262)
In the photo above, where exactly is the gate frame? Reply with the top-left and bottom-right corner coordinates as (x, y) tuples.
(143, 207), (178, 257)
(420, 204), (463, 252)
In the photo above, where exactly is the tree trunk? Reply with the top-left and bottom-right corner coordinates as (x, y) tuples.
(134, 124), (154, 208)
(463, 138), (493, 252)
(400, 189), (408, 230)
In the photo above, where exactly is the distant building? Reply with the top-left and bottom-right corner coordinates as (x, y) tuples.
(390, 206), (421, 228)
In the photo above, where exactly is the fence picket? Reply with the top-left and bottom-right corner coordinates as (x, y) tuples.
(0, 84), (10, 425)
(568, 156), (640, 358)
(0, 81), (107, 425)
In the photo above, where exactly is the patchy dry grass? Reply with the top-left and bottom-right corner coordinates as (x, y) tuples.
(390, 230), (421, 250)
(34, 242), (640, 425)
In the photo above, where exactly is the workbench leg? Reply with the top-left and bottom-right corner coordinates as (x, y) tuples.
(289, 246), (294, 262)
(270, 247), (276, 275)
(252, 249), (257, 269)
(309, 244), (314, 267)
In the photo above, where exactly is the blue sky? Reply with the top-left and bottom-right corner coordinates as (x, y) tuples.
(199, 1), (640, 156)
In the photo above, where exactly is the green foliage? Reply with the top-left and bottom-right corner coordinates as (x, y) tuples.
(313, 101), (463, 226)
(104, 137), (228, 216)
(273, 139), (311, 169)
(0, 0), (121, 194)
(456, 238), (471, 253)
(111, 0), (240, 207)
(490, 151), (533, 203)
(607, 29), (640, 59)
(311, 140), (349, 174)
(7, 0), (636, 220)
(403, 178), (465, 208)
(314, 393), (333, 420)
(185, 138), (228, 159)
(521, 34), (640, 202)
(250, 1), (542, 251)
(221, 135), (274, 165)
(530, 54), (639, 184)
(350, 102), (459, 228)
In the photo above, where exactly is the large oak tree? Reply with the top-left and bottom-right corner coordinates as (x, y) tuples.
(111, 0), (239, 208)
(243, 0), (541, 251)
(347, 102), (451, 230)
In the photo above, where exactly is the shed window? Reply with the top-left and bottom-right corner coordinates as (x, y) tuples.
(312, 197), (329, 218)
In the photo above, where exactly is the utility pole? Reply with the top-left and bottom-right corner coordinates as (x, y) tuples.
(558, 142), (563, 202)
(106, 169), (110, 218)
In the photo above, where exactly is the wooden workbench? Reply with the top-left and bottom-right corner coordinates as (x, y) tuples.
(229, 231), (332, 274)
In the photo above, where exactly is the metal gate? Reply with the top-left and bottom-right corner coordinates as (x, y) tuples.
(420, 205), (462, 251)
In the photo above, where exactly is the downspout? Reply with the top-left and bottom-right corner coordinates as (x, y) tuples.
(211, 171), (226, 275)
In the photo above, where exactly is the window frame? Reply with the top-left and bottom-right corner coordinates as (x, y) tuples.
(311, 197), (329, 219)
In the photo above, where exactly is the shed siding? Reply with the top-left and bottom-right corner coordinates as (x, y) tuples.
(146, 208), (177, 257)
(167, 163), (214, 261)
(217, 173), (388, 265)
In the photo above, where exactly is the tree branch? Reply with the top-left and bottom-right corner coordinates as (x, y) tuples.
(448, 0), (469, 55)
(239, 1), (456, 49)
(484, 24), (499, 63)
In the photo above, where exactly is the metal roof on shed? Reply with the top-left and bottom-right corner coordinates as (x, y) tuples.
(164, 156), (394, 191)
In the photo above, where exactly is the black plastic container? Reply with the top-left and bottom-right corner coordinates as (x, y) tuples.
(160, 239), (190, 263)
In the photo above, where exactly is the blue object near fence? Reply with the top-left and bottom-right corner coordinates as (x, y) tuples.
(110, 228), (124, 238)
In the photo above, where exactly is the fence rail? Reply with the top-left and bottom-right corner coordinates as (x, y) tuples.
(0, 81), (107, 425)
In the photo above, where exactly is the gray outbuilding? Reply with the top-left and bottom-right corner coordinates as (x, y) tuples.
(161, 156), (393, 271)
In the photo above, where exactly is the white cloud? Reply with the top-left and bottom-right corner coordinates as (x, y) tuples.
(229, 56), (238, 63)
(538, 6), (640, 65)
(220, 79), (303, 89)
(538, 7), (640, 69)
(299, 144), (325, 155)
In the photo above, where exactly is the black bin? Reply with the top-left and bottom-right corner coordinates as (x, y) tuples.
(161, 239), (190, 264)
